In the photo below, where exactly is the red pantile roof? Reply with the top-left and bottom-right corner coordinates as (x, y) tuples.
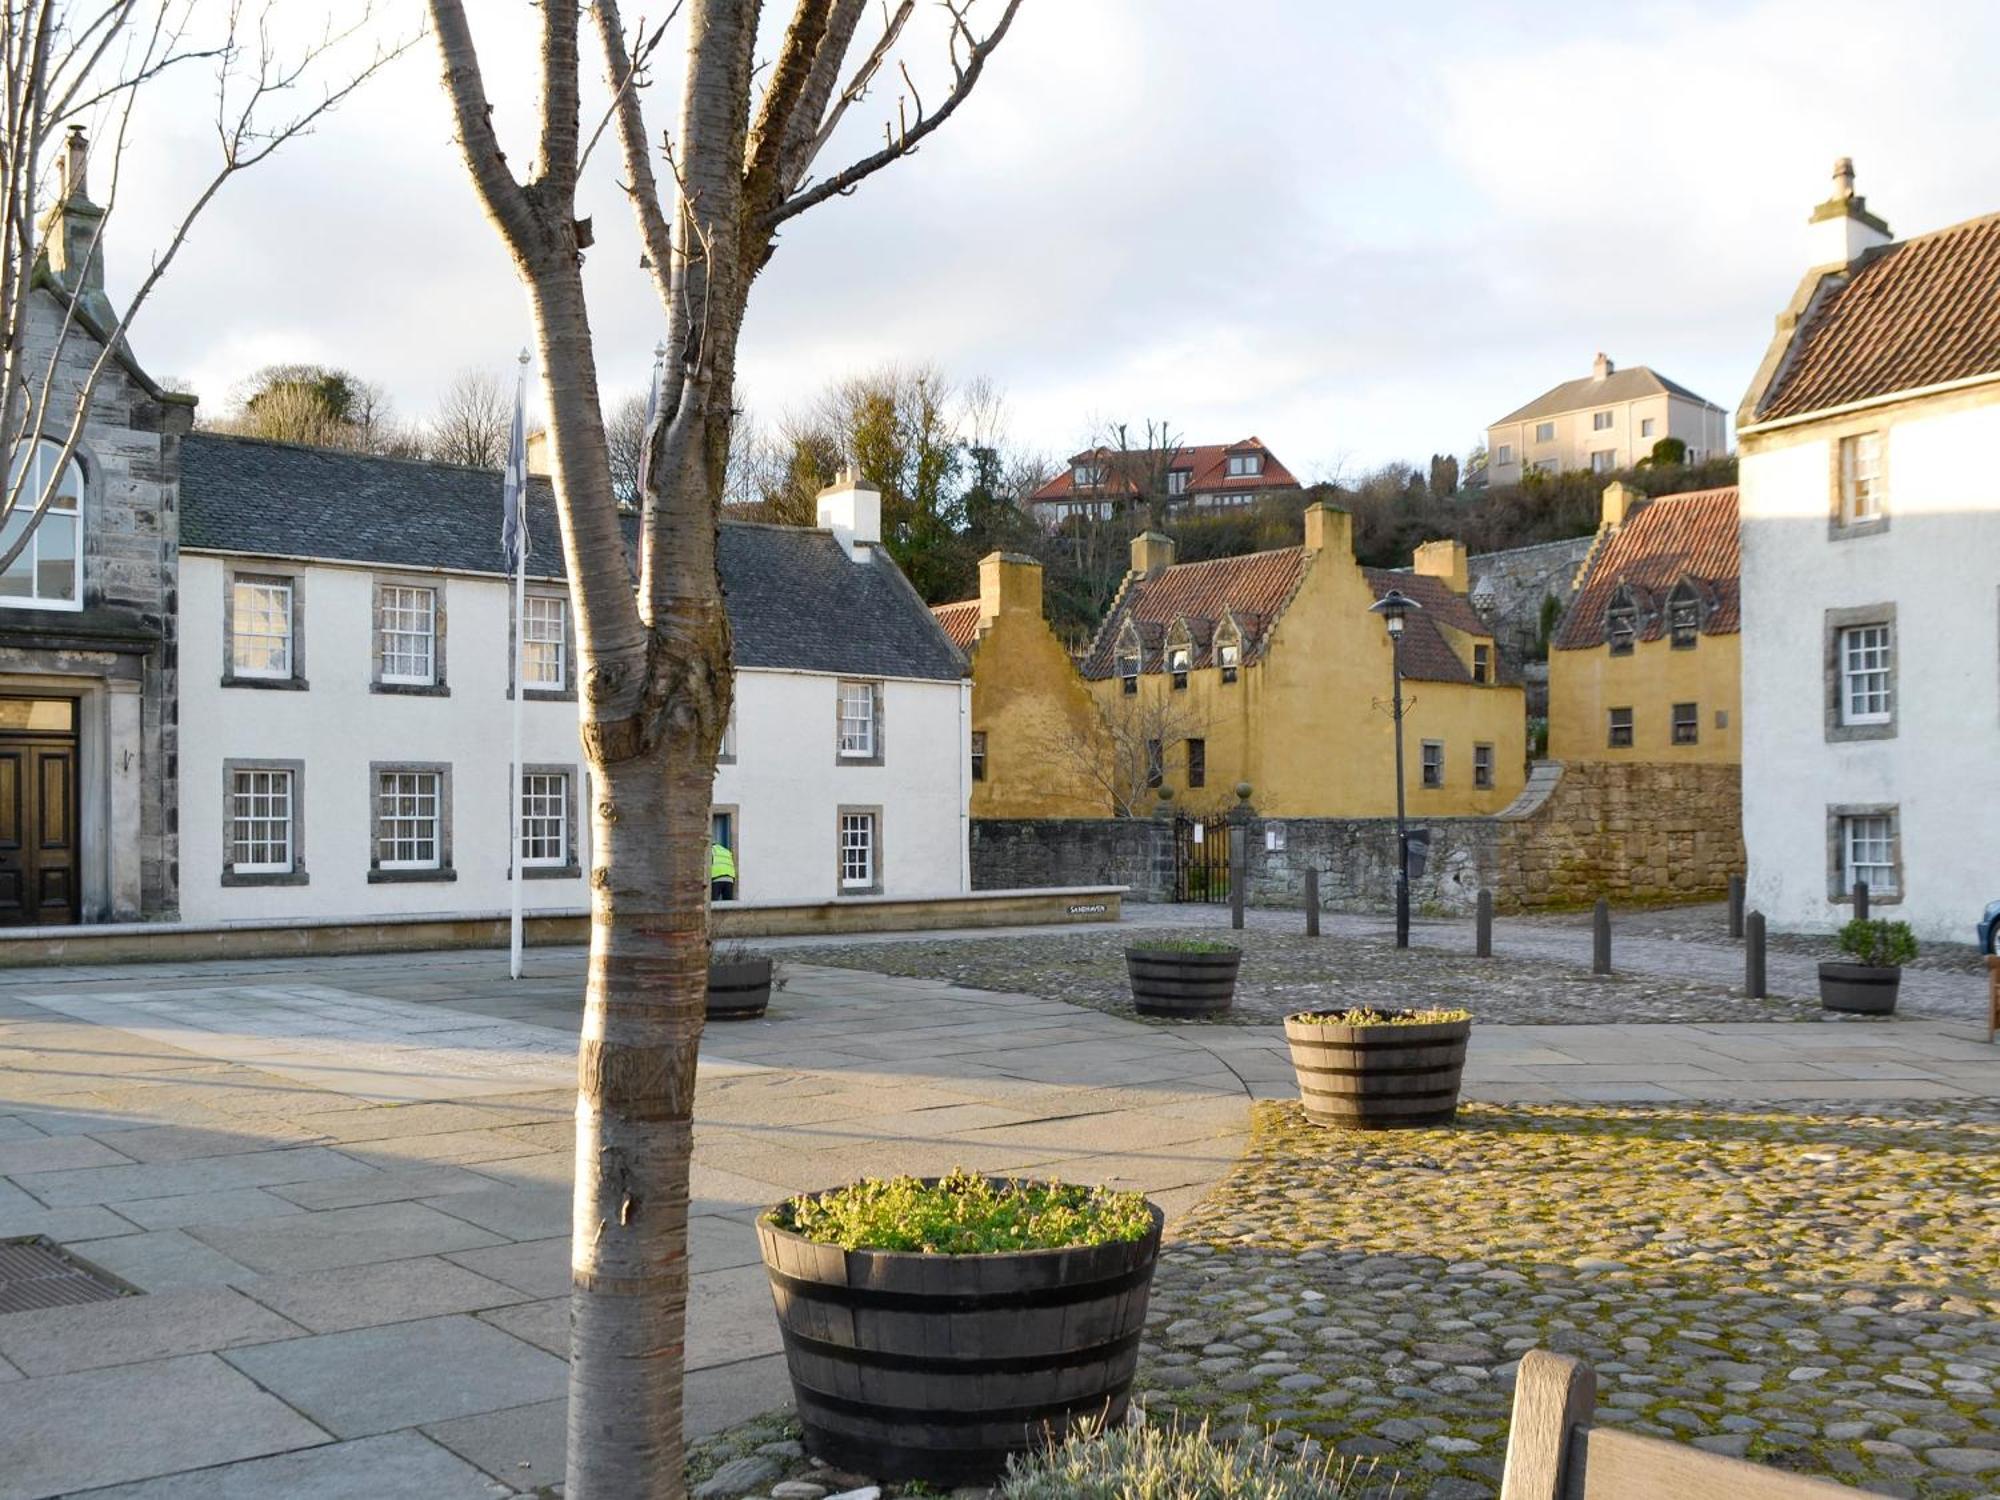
(1756, 210), (2000, 421)
(1030, 438), (1301, 504)
(930, 599), (980, 652)
(1554, 487), (1740, 651)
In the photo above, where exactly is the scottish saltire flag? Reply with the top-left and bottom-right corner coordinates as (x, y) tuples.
(634, 340), (666, 505)
(500, 356), (530, 572)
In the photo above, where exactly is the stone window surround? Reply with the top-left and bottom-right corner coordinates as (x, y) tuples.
(836, 804), (884, 896)
(0, 437), (87, 614)
(1823, 602), (1897, 744)
(1825, 803), (1902, 905)
(222, 566), (307, 690)
(1185, 736), (1206, 789)
(1472, 742), (1495, 788)
(516, 761), (581, 880)
(1606, 584), (1639, 657)
(1419, 738), (1444, 788)
(834, 678), (885, 767)
(716, 701), (737, 765)
(1667, 581), (1702, 649)
(1607, 706), (1634, 748)
(371, 574), (449, 697)
(1827, 422), (1891, 540)
(969, 729), (987, 783)
(368, 760), (455, 884)
(509, 586), (577, 701)
(221, 758), (307, 887)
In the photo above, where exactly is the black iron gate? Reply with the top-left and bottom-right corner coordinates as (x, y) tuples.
(1173, 815), (1231, 903)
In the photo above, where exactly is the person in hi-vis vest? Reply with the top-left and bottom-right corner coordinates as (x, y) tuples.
(709, 840), (736, 903)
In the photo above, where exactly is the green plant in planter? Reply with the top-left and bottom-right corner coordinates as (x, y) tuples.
(1132, 937), (1240, 954)
(1289, 1006), (1471, 1026)
(1837, 918), (1917, 968)
(1000, 1418), (1368, 1498)
(770, 1168), (1152, 1254)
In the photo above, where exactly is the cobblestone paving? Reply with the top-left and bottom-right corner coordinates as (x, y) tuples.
(1512, 902), (1992, 977)
(1134, 1098), (2000, 1499)
(779, 926), (1822, 1026)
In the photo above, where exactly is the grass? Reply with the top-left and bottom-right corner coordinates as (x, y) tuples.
(769, 1168), (1155, 1254)
(1288, 1006), (1471, 1026)
(999, 1419), (1380, 1498)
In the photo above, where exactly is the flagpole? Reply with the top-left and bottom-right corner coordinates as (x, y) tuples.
(509, 348), (529, 981)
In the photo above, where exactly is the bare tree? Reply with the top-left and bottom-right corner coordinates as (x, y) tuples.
(427, 3), (1025, 1495)
(211, 362), (406, 451)
(0, 4), (412, 576)
(1046, 687), (1205, 818)
(427, 366), (512, 467)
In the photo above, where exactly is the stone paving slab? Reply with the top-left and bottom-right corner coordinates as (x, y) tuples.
(423, 1396), (570, 1489)
(0, 1353), (331, 1500)
(113, 1185), (309, 1231)
(238, 1254), (532, 1334)
(66, 1229), (262, 1291)
(219, 1313), (569, 1439)
(0, 1285), (302, 1376)
(184, 1199), (508, 1275)
(67, 1431), (505, 1500)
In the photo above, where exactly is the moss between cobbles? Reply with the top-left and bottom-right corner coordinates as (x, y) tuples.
(779, 928), (1820, 1027)
(1132, 1099), (2000, 1498)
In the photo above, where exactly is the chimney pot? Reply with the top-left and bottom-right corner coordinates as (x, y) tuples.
(1808, 156), (1892, 267)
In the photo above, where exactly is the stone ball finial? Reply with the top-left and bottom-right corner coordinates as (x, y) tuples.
(1234, 782), (1253, 803)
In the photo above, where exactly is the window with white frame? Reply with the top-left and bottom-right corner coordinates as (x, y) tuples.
(1420, 740), (1444, 787)
(0, 440), (82, 609)
(1608, 707), (1634, 748)
(1073, 462), (1104, 488)
(1225, 452), (1264, 478)
(1590, 449), (1617, 474)
(1672, 701), (1699, 745)
(839, 811), (876, 889)
(1592, 410), (1613, 431)
(1534, 421), (1556, 443)
(376, 770), (442, 869)
(231, 578), (294, 678)
(969, 731), (987, 782)
(1607, 586), (1637, 656)
(1839, 624), (1892, 724)
(1218, 639), (1240, 683)
(1839, 812), (1898, 896)
(1668, 583), (1700, 648)
(1473, 743), (1494, 788)
(1495, 444), (1513, 466)
(379, 584), (437, 684)
(230, 768), (294, 873)
(1641, 417), (1657, 439)
(837, 680), (877, 757)
(1167, 470), (1189, 496)
(1167, 644), (1190, 689)
(522, 594), (566, 688)
(717, 703), (737, 762)
(520, 770), (569, 867)
(1473, 643), (1491, 683)
(1118, 649), (1140, 694)
(1838, 432), (1883, 524)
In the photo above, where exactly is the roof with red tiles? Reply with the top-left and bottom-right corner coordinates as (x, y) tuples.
(1755, 210), (2000, 421)
(930, 599), (981, 653)
(1080, 545), (1496, 684)
(1553, 487), (1740, 651)
(1030, 438), (1302, 504)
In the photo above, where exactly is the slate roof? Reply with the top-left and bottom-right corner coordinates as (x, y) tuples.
(1494, 366), (1722, 425)
(1030, 438), (1301, 504)
(1553, 487), (1740, 651)
(1753, 210), (2000, 421)
(179, 432), (965, 682)
(930, 599), (981, 653)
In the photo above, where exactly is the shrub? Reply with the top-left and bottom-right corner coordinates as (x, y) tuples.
(1289, 1006), (1471, 1026)
(999, 1420), (1371, 1498)
(1837, 918), (1917, 967)
(1131, 938), (1240, 955)
(770, 1168), (1153, 1254)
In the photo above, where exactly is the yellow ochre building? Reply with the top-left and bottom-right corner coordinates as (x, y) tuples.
(1548, 482), (1742, 764)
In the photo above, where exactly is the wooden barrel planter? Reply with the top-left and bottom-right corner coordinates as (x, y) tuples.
(1125, 947), (1239, 1019)
(707, 958), (773, 1020)
(1284, 1010), (1471, 1128)
(757, 1188), (1165, 1485)
(1818, 961), (1900, 1015)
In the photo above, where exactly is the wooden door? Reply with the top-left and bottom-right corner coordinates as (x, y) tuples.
(0, 738), (79, 925)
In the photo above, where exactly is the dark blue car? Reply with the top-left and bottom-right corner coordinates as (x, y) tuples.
(1983, 900), (2000, 957)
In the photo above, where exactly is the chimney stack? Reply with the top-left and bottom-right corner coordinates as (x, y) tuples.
(40, 126), (109, 313)
(1808, 157), (1892, 268)
(1414, 539), (1469, 596)
(816, 466), (882, 561)
(1129, 530), (1175, 576)
(1592, 352), (1613, 380)
(1600, 480), (1640, 532)
(977, 551), (1042, 628)
(1301, 502), (1352, 558)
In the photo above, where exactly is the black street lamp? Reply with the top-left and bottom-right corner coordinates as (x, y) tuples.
(1369, 587), (1422, 949)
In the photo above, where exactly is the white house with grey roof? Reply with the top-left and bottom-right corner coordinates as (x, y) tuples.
(174, 443), (971, 923)
(1484, 354), (1728, 486)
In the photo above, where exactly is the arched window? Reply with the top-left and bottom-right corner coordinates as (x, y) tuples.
(1, 440), (83, 609)
(1667, 580), (1702, 649)
(1606, 584), (1637, 656)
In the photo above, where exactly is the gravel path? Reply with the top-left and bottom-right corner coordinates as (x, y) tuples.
(1136, 1097), (2000, 1498)
(779, 925), (1824, 1026)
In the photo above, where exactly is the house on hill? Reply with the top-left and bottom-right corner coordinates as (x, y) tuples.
(1074, 507), (1525, 818)
(1028, 437), (1301, 526)
(1736, 161), (2000, 942)
(1485, 354), (1728, 486)
(1548, 483), (1741, 765)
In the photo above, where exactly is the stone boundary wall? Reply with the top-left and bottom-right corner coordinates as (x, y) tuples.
(971, 761), (1743, 914)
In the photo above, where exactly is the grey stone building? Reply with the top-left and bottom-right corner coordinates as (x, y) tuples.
(0, 132), (189, 923)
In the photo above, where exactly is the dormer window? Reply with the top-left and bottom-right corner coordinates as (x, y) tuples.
(1117, 647), (1140, 695)
(1225, 452), (1263, 478)
(1073, 462), (1105, 488)
(1607, 586), (1637, 656)
(1167, 469), (1189, 496)
(1167, 644), (1190, 690)
(1668, 582), (1701, 649)
(1218, 637), (1240, 684)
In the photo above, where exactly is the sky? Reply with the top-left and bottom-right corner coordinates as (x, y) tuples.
(88, 0), (2000, 481)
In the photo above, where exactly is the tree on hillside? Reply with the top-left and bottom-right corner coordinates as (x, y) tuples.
(427, 366), (512, 467)
(427, 3), (1024, 1494)
(219, 362), (405, 451)
(0, 5), (407, 581)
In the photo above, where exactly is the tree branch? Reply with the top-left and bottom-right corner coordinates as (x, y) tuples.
(761, 0), (1022, 231)
(428, 0), (536, 248)
(588, 0), (674, 309)
(776, 0), (868, 193)
(741, 0), (831, 217)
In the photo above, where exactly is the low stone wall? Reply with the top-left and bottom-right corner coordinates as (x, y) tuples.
(971, 761), (1743, 914)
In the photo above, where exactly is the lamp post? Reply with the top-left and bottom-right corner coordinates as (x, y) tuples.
(1369, 587), (1423, 949)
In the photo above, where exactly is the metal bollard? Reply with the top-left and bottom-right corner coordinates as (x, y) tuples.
(1853, 881), (1870, 921)
(1727, 875), (1744, 940)
(1229, 825), (1246, 931)
(1745, 911), (1767, 998)
(1304, 868), (1320, 938)
(1476, 888), (1493, 958)
(1592, 898), (1611, 975)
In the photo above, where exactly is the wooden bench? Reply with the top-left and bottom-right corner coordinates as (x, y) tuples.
(1499, 1349), (1864, 1498)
